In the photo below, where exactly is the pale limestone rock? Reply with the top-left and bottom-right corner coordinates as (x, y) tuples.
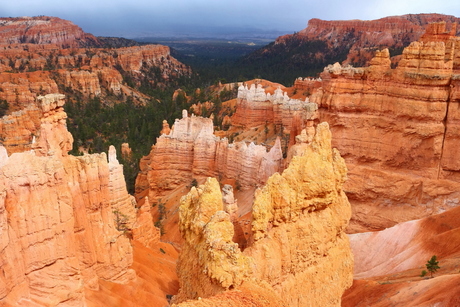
(222, 184), (238, 222)
(0, 145), (8, 168)
(245, 122), (353, 307)
(172, 123), (353, 307)
(136, 114), (283, 203)
(172, 178), (253, 304)
(233, 83), (319, 132)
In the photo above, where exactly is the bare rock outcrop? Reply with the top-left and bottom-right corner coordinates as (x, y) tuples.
(232, 83), (318, 133)
(136, 111), (283, 203)
(313, 22), (460, 232)
(172, 178), (253, 303)
(0, 94), (137, 306)
(132, 196), (160, 249)
(0, 16), (100, 48)
(172, 122), (353, 306)
(0, 17), (191, 106)
(222, 184), (238, 222)
(277, 14), (460, 66)
(108, 145), (137, 229)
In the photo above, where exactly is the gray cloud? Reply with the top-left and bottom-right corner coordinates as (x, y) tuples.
(1, 0), (459, 37)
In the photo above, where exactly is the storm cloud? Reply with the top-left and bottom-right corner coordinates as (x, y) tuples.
(1, 0), (459, 37)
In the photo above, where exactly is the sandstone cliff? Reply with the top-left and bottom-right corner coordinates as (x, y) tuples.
(171, 122), (353, 306)
(0, 16), (100, 48)
(0, 94), (138, 306)
(136, 110), (284, 204)
(284, 13), (460, 66)
(311, 22), (460, 232)
(0, 16), (190, 110)
(0, 44), (190, 104)
(239, 14), (460, 85)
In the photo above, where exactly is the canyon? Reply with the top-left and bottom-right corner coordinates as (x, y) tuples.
(240, 13), (460, 85)
(1, 13), (460, 307)
(293, 13), (460, 65)
(0, 16), (191, 116)
(171, 122), (353, 307)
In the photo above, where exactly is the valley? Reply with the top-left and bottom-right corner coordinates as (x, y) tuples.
(0, 13), (460, 307)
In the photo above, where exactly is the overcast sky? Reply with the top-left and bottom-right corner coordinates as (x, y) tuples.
(1, 0), (460, 37)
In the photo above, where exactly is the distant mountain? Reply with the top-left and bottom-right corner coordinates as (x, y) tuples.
(0, 16), (101, 48)
(237, 13), (460, 85)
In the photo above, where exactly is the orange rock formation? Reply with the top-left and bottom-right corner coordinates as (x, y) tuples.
(277, 14), (460, 66)
(310, 22), (460, 232)
(171, 122), (353, 306)
(0, 16), (100, 47)
(0, 44), (190, 104)
(0, 16), (191, 108)
(0, 94), (140, 306)
(136, 110), (284, 204)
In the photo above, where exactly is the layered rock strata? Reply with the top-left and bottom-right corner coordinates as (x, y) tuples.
(0, 16), (100, 48)
(233, 83), (318, 133)
(136, 110), (284, 203)
(0, 44), (190, 103)
(0, 16), (191, 107)
(0, 94), (137, 306)
(311, 22), (460, 231)
(172, 122), (353, 306)
(277, 14), (460, 66)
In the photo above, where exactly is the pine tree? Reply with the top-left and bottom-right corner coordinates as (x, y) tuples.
(425, 255), (440, 278)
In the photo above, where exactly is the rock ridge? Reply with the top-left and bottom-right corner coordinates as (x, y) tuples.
(172, 122), (353, 306)
(0, 16), (100, 48)
(0, 93), (140, 306)
(310, 21), (460, 231)
(136, 110), (284, 204)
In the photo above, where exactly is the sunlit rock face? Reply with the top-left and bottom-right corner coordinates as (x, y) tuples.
(0, 94), (137, 306)
(171, 122), (353, 307)
(0, 16), (191, 109)
(233, 83), (318, 133)
(135, 111), (284, 203)
(312, 22), (460, 232)
(0, 16), (100, 47)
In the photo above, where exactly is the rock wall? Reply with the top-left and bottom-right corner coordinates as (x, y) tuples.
(0, 16), (100, 48)
(0, 16), (191, 106)
(0, 44), (190, 102)
(0, 94), (137, 306)
(232, 83), (318, 133)
(0, 71), (59, 111)
(171, 122), (353, 306)
(312, 22), (460, 231)
(280, 14), (460, 65)
(136, 110), (284, 203)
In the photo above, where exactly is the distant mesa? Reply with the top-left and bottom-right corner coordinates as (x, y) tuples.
(0, 16), (101, 48)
